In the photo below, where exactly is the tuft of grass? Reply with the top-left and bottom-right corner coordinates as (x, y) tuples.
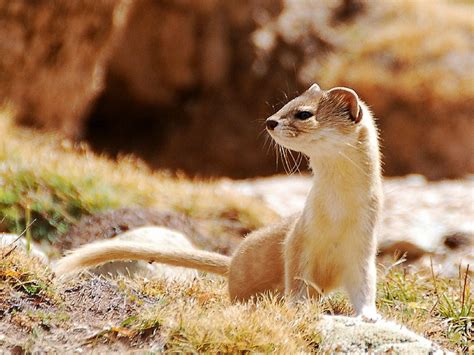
(0, 246), (57, 301)
(121, 278), (323, 353)
(0, 109), (277, 244)
(377, 264), (473, 351)
(0, 243), (471, 352)
(19, 310), (70, 331)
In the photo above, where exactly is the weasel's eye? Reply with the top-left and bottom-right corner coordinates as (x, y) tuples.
(294, 111), (313, 120)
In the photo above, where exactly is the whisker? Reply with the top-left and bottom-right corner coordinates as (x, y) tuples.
(289, 150), (304, 175)
(337, 151), (371, 178)
(275, 142), (280, 171)
(278, 146), (285, 174)
(257, 128), (268, 139)
(280, 146), (288, 174)
(286, 148), (298, 175)
(264, 135), (274, 155)
(283, 147), (296, 176)
(282, 147), (290, 175)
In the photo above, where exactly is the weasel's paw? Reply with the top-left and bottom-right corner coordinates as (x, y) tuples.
(357, 309), (382, 323)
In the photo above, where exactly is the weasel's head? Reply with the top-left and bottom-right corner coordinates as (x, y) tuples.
(266, 84), (366, 156)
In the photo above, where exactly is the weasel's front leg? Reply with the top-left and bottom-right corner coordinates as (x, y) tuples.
(344, 258), (380, 322)
(284, 235), (308, 301)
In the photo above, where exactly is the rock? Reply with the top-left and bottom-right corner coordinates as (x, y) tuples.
(317, 315), (447, 354)
(84, 0), (291, 178)
(443, 232), (472, 250)
(0, 233), (48, 263)
(380, 176), (474, 276)
(220, 175), (311, 218)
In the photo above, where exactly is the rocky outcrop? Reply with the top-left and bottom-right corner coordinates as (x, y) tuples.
(0, 0), (133, 136)
(85, 0), (293, 177)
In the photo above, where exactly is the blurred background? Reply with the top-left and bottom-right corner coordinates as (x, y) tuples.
(0, 3), (472, 350)
(0, 0), (473, 179)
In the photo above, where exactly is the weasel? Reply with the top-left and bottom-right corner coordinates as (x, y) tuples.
(55, 84), (383, 320)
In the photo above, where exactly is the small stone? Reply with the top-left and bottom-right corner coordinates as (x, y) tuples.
(443, 232), (473, 250)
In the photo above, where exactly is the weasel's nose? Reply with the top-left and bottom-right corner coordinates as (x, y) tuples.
(266, 119), (278, 130)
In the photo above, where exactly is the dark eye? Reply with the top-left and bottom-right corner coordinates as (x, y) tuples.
(294, 111), (313, 120)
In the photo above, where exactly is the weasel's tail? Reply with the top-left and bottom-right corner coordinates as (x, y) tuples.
(54, 239), (230, 276)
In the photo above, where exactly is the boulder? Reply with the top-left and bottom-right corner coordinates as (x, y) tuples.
(317, 315), (446, 354)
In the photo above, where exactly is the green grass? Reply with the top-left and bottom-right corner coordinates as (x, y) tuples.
(0, 244), (57, 301)
(377, 264), (472, 351)
(0, 159), (144, 241)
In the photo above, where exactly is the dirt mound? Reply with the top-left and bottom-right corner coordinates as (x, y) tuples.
(60, 208), (204, 250)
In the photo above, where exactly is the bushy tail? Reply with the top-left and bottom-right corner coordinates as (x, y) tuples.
(54, 239), (230, 276)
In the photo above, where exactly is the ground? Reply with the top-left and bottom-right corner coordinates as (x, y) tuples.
(0, 112), (472, 352)
(0, 247), (471, 352)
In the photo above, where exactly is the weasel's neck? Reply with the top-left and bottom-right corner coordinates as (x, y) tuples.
(302, 130), (381, 224)
(308, 141), (378, 192)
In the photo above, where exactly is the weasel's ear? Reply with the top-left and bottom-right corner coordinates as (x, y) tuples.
(327, 87), (362, 123)
(308, 83), (321, 94)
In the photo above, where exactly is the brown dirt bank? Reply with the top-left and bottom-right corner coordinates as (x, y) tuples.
(2, 0), (472, 178)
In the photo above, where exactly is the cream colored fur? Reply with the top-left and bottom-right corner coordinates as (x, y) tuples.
(54, 84), (383, 320)
(269, 85), (382, 321)
(54, 227), (229, 276)
(66, 227), (200, 280)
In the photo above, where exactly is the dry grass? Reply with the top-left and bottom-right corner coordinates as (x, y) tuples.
(0, 246), (471, 352)
(0, 245), (56, 301)
(119, 279), (322, 353)
(0, 108), (471, 352)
